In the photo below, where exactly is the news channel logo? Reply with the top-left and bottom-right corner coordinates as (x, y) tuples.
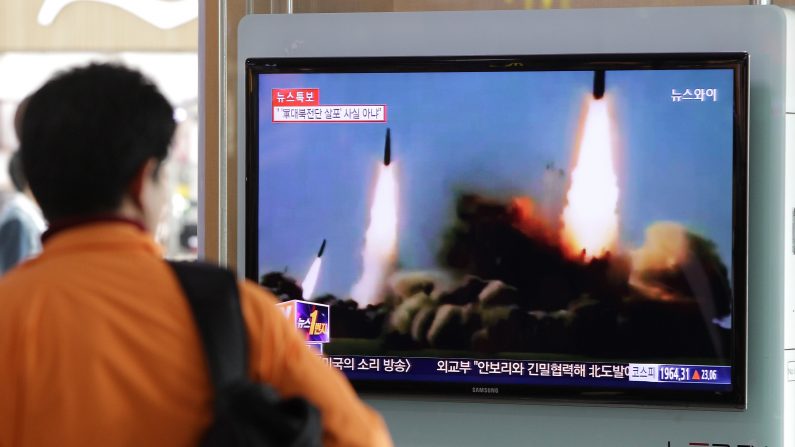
(276, 300), (331, 352)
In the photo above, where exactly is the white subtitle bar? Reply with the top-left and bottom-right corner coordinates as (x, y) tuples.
(273, 105), (386, 123)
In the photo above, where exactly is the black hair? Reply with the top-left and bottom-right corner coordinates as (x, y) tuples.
(8, 151), (26, 192)
(20, 63), (175, 222)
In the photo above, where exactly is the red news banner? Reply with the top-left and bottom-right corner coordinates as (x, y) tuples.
(272, 88), (387, 123)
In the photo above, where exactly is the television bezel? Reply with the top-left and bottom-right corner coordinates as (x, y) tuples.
(244, 53), (749, 408)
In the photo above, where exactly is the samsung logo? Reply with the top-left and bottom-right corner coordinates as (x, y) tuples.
(472, 387), (499, 394)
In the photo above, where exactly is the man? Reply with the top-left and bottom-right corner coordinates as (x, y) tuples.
(0, 64), (392, 447)
(0, 151), (46, 275)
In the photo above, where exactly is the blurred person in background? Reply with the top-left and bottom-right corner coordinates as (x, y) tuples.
(0, 150), (45, 275)
(0, 150), (14, 211)
(0, 63), (391, 447)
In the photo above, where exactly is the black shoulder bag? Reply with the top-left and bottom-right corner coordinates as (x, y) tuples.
(168, 261), (323, 447)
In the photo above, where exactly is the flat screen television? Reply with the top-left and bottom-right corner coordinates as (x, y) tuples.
(244, 53), (748, 407)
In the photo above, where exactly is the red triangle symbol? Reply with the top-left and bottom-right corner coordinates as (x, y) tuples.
(692, 370), (701, 380)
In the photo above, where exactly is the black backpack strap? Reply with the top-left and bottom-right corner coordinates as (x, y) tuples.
(168, 261), (248, 391)
(168, 261), (324, 447)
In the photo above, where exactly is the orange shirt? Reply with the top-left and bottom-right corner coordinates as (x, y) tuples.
(0, 222), (392, 447)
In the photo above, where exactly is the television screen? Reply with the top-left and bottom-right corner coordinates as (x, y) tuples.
(245, 54), (748, 406)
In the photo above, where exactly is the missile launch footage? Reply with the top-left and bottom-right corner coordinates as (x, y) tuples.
(257, 66), (736, 376)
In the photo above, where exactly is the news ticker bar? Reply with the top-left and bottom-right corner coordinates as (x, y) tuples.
(322, 355), (732, 388)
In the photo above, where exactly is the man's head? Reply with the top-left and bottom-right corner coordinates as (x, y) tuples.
(8, 151), (27, 193)
(20, 63), (175, 231)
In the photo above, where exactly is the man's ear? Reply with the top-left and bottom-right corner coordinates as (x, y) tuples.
(128, 159), (157, 210)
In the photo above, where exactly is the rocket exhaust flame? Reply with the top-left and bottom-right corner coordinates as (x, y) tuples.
(301, 258), (322, 299)
(351, 130), (398, 306)
(301, 239), (326, 299)
(560, 95), (620, 260)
